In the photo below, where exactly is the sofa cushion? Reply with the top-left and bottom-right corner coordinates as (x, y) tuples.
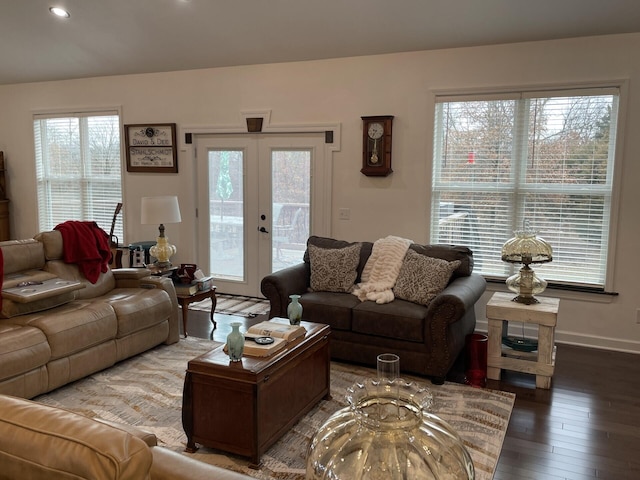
(0, 395), (152, 480)
(393, 250), (461, 306)
(45, 259), (116, 299)
(35, 231), (117, 297)
(34, 230), (65, 261)
(299, 291), (360, 331)
(308, 243), (361, 293)
(0, 324), (51, 382)
(100, 287), (173, 337)
(11, 301), (118, 360)
(0, 239), (46, 274)
(352, 299), (428, 343)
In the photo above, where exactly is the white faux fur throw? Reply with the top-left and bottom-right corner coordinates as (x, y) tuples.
(352, 235), (413, 304)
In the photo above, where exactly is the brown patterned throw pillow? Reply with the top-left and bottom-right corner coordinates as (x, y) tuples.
(308, 243), (361, 293)
(393, 249), (461, 306)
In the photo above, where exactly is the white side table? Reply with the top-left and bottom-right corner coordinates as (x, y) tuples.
(486, 292), (560, 389)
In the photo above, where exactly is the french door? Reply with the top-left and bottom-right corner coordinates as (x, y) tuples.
(196, 134), (324, 297)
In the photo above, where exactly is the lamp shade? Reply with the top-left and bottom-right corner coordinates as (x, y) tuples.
(141, 196), (182, 225)
(501, 229), (553, 305)
(501, 230), (552, 264)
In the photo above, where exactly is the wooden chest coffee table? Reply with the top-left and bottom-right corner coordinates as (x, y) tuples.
(182, 319), (331, 467)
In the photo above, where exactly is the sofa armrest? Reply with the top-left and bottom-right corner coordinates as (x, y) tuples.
(423, 273), (486, 380)
(112, 267), (152, 281)
(150, 448), (254, 480)
(429, 273), (487, 321)
(260, 262), (310, 318)
(143, 276), (180, 344)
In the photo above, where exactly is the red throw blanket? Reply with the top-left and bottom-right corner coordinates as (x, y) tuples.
(54, 221), (112, 284)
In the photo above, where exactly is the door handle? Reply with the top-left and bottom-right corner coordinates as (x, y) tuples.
(258, 226), (269, 233)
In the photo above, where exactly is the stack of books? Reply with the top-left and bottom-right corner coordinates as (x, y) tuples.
(173, 281), (198, 295)
(241, 320), (307, 357)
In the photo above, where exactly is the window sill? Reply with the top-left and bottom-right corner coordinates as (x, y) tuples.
(484, 278), (617, 304)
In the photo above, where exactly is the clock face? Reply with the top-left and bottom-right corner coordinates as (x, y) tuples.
(368, 122), (384, 140)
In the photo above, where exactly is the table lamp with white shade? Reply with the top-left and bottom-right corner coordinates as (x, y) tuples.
(141, 195), (182, 267)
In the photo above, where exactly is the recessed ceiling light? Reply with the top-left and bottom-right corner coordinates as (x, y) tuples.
(49, 7), (70, 18)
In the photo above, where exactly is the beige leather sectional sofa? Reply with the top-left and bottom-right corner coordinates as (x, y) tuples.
(0, 394), (252, 480)
(0, 230), (180, 399)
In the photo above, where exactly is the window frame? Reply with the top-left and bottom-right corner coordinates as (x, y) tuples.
(429, 82), (628, 293)
(33, 107), (125, 241)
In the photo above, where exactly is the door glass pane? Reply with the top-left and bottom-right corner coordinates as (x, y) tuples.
(208, 150), (244, 280)
(271, 149), (311, 273)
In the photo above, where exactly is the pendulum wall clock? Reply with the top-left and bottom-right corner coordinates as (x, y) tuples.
(361, 115), (394, 176)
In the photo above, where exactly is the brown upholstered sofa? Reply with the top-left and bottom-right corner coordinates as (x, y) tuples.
(0, 394), (252, 480)
(261, 236), (486, 383)
(0, 231), (180, 399)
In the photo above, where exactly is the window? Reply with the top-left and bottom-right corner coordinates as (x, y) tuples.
(431, 87), (620, 289)
(34, 111), (123, 241)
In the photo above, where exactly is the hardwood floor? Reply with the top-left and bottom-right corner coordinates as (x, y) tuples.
(180, 308), (263, 343)
(490, 346), (640, 479)
(182, 309), (640, 480)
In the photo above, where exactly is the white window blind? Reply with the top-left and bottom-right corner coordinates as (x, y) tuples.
(431, 88), (619, 289)
(34, 112), (123, 241)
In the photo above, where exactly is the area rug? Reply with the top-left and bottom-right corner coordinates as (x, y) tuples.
(190, 293), (270, 317)
(35, 337), (514, 480)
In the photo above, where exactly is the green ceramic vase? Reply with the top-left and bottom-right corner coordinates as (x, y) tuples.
(287, 294), (303, 325)
(226, 322), (244, 362)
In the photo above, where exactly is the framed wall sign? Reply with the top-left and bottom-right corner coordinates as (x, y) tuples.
(125, 123), (178, 173)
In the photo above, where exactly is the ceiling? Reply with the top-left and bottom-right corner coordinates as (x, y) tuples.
(2, 0), (640, 86)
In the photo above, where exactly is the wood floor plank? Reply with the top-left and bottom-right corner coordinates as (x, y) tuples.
(497, 449), (597, 479)
(489, 342), (640, 479)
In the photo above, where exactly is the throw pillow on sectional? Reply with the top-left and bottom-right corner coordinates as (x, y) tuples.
(308, 243), (361, 293)
(393, 249), (461, 306)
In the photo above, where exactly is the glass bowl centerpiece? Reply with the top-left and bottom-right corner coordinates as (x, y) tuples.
(306, 377), (475, 479)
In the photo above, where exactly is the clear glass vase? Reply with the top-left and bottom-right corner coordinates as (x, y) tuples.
(306, 379), (475, 479)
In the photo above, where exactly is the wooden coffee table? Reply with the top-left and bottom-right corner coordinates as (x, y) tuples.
(182, 319), (331, 467)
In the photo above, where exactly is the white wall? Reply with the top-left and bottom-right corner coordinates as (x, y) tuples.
(1, 33), (639, 353)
